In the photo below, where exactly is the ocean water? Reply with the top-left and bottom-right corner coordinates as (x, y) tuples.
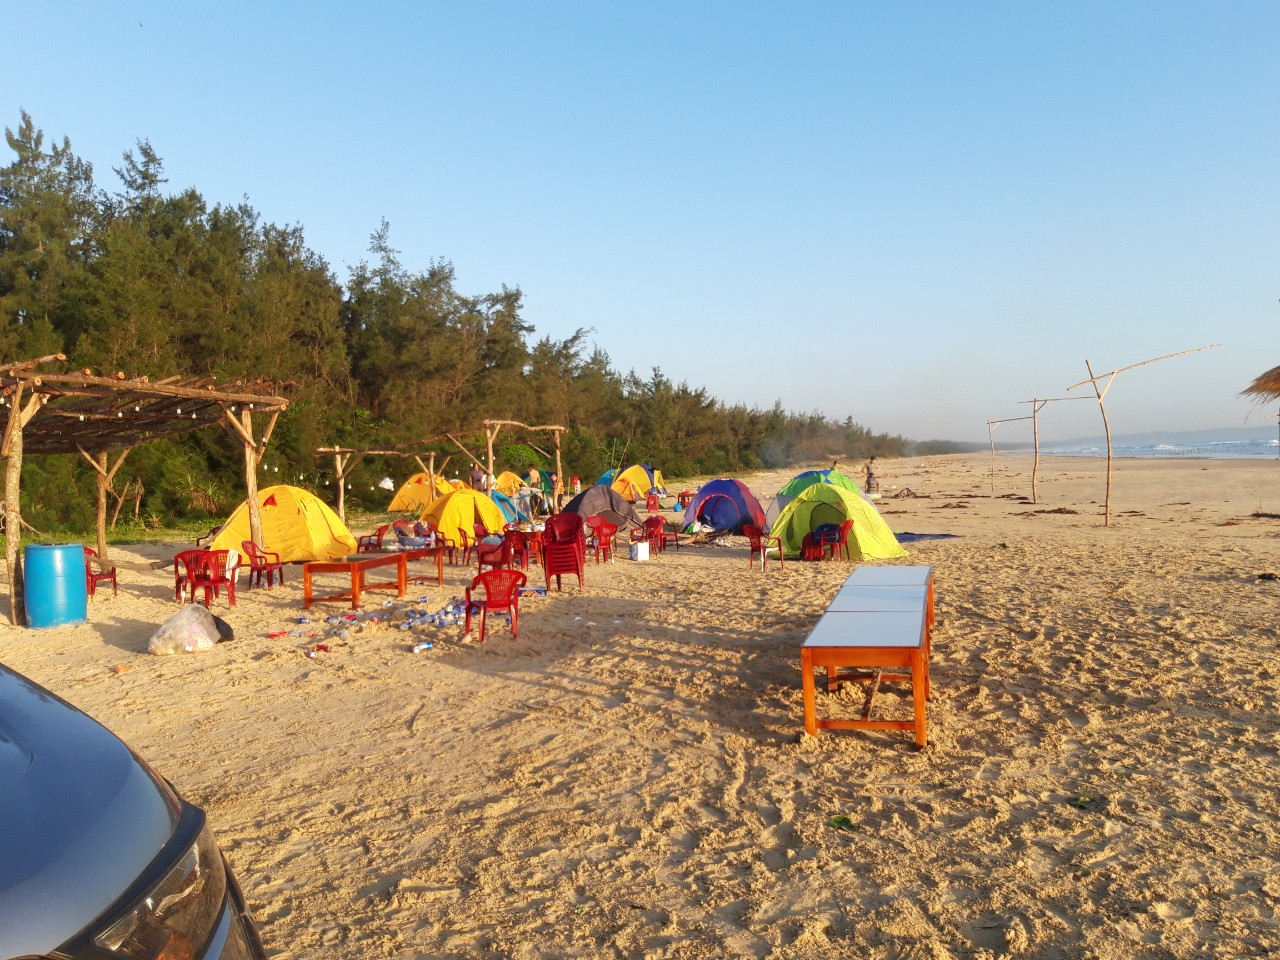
(1036, 431), (1280, 460)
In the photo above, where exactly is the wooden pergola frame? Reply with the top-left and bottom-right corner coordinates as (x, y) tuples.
(1, 354), (289, 626)
(318, 420), (568, 522)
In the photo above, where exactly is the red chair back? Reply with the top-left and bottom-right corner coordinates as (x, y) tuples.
(544, 512), (584, 544)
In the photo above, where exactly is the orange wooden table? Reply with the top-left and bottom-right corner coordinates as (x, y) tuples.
(303, 553), (407, 610)
(801, 565), (935, 749)
(801, 608), (930, 748)
(397, 545), (445, 586)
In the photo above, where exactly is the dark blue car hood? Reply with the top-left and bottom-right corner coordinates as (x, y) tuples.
(0, 663), (177, 957)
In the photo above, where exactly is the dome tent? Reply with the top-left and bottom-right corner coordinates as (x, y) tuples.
(769, 484), (906, 561)
(494, 471), (526, 497)
(598, 464), (668, 502)
(387, 472), (454, 513)
(681, 479), (767, 535)
(211, 485), (357, 562)
(419, 488), (506, 540)
(764, 468), (866, 525)
(489, 489), (529, 524)
(562, 484), (643, 531)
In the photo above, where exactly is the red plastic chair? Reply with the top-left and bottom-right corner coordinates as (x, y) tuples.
(240, 540), (285, 589)
(645, 492), (661, 513)
(465, 568), (528, 642)
(476, 531), (519, 573)
(742, 524), (784, 572)
(456, 527), (476, 566)
(356, 524), (390, 552)
(84, 546), (117, 598)
(585, 516), (617, 564)
(188, 549), (241, 607)
(800, 533), (825, 562)
(824, 520), (854, 562)
(173, 549), (205, 602)
(639, 515), (678, 553)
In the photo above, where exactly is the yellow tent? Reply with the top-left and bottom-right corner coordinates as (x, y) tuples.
(494, 470), (526, 497)
(387, 472), (453, 512)
(211, 485), (357, 562)
(611, 464), (669, 502)
(418, 488), (507, 540)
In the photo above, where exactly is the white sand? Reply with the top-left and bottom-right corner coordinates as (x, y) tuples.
(3, 454), (1279, 958)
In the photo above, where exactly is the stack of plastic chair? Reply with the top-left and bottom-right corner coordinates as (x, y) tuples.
(542, 512), (586, 592)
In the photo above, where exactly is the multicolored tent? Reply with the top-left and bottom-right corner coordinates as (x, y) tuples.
(764, 468), (866, 525)
(418, 488), (507, 540)
(211, 485), (357, 562)
(599, 464), (668, 501)
(681, 478), (767, 534)
(769, 484), (906, 561)
(387, 472), (454, 513)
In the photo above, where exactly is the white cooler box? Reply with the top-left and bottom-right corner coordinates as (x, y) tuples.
(629, 542), (649, 562)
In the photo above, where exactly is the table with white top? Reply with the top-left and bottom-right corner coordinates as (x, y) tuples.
(801, 565), (934, 748)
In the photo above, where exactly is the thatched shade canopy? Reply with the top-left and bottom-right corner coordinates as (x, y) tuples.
(0, 368), (288, 455)
(1242, 364), (1280, 404)
(1, 354), (290, 626)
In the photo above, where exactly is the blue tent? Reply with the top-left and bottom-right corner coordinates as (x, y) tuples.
(682, 479), (767, 534)
(488, 489), (528, 523)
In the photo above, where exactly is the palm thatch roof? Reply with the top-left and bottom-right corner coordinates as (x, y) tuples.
(1242, 364), (1280, 404)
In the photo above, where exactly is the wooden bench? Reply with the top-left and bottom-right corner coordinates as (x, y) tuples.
(801, 565), (934, 748)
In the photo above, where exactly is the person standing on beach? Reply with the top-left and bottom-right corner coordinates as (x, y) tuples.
(469, 464), (485, 491)
(862, 456), (879, 495)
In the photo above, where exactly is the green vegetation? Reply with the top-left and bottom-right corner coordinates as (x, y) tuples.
(2, 112), (917, 536)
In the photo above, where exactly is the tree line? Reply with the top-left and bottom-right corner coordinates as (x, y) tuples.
(1, 112), (961, 535)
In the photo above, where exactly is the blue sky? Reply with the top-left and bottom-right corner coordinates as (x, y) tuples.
(9, 1), (1278, 443)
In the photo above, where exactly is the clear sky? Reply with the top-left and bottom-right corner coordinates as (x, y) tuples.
(9, 1), (1279, 443)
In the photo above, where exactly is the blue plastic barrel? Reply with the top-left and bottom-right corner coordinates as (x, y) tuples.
(24, 544), (88, 628)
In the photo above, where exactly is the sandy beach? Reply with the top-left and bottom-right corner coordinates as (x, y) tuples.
(3, 453), (1278, 959)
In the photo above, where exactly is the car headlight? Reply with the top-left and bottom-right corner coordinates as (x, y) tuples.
(94, 810), (228, 960)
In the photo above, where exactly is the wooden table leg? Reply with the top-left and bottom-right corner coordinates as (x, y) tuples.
(304, 566), (314, 609)
(911, 647), (928, 748)
(396, 554), (407, 596)
(350, 567), (363, 610)
(801, 648), (819, 737)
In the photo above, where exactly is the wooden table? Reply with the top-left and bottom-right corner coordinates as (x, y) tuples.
(398, 545), (446, 587)
(303, 553), (408, 610)
(801, 565), (935, 749)
(302, 546), (446, 609)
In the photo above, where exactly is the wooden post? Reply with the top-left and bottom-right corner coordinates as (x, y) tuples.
(77, 446), (132, 559)
(3, 391), (44, 626)
(1069, 344), (1219, 526)
(485, 423), (499, 490)
(553, 428), (564, 514)
(1017, 397), (1089, 504)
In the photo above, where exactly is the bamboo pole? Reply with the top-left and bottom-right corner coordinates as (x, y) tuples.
(1068, 344), (1219, 525)
(986, 416), (1031, 496)
(1016, 397), (1090, 504)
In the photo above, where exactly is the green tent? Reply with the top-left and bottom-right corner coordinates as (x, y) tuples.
(769, 483), (907, 560)
(776, 467), (861, 498)
(765, 467), (865, 525)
